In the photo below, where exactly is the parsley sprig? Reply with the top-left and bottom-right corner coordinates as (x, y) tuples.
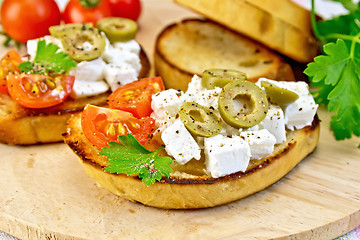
(100, 134), (173, 186)
(18, 40), (76, 75)
(304, 0), (360, 148)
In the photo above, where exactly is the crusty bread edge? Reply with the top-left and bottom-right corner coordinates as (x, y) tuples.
(72, 116), (320, 209)
(173, 0), (319, 63)
(154, 18), (296, 92)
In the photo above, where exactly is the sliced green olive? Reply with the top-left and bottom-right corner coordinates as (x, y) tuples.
(179, 102), (221, 137)
(49, 23), (94, 38)
(261, 80), (299, 105)
(201, 68), (247, 89)
(60, 28), (106, 61)
(97, 17), (138, 43)
(218, 80), (268, 128)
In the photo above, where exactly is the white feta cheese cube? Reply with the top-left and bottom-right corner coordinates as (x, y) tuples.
(27, 35), (63, 60)
(284, 94), (318, 130)
(151, 115), (176, 135)
(161, 119), (201, 165)
(151, 89), (184, 120)
(204, 135), (251, 178)
(70, 80), (109, 99)
(103, 64), (138, 91)
(113, 40), (141, 55)
(186, 88), (222, 110)
(240, 129), (276, 160)
(256, 78), (318, 131)
(102, 47), (141, 73)
(185, 75), (206, 95)
(262, 105), (286, 144)
(69, 58), (106, 82)
(219, 118), (241, 137)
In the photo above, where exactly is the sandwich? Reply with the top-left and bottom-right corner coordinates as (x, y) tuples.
(0, 19), (150, 145)
(64, 73), (320, 209)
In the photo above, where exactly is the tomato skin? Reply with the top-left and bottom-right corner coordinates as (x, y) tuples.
(108, 77), (165, 118)
(63, 0), (113, 25)
(0, 0), (61, 43)
(108, 0), (142, 21)
(0, 49), (22, 93)
(7, 74), (75, 109)
(81, 105), (155, 148)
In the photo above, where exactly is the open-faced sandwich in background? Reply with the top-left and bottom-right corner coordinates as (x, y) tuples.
(0, 18), (150, 145)
(64, 71), (320, 209)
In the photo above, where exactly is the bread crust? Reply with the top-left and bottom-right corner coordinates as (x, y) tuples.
(173, 0), (319, 63)
(0, 48), (150, 145)
(154, 19), (296, 92)
(64, 112), (320, 209)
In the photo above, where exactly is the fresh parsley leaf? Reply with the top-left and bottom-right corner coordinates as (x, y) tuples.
(19, 40), (76, 74)
(99, 134), (173, 186)
(305, 0), (360, 147)
(305, 39), (360, 140)
(18, 62), (35, 73)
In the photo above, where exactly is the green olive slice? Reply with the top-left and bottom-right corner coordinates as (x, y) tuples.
(49, 23), (94, 38)
(97, 17), (138, 43)
(261, 80), (299, 105)
(218, 80), (268, 128)
(60, 28), (106, 61)
(179, 102), (221, 137)
(201, 68), (247, 89)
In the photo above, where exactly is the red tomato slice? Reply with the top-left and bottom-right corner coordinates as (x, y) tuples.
(0, 49), (22, 93)
(81, 105), (155, 148)
(108, 77), (165, 118)
(7, 74), (75, 108)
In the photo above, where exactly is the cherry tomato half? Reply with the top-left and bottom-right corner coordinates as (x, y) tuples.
(63, 0), (113, 25)
(1, 0), (61, 43)
(0, 49), (22, 93)
(108, 0), (142, 21)
(7, 74), (75, 109)
(81, 105), (155, 148)
(108, 77), (165, 118)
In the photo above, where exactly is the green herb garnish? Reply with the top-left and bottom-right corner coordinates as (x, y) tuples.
(304, 0), (360, 145)
(100, 134), (173, 186)
(18, 39), (76, 75)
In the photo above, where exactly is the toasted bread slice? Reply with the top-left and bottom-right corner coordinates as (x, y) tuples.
(154, 19), (296, 92)
(0, 49), (150, 145)
(173, 0), (319, 63)
(64, 111), (320, 209)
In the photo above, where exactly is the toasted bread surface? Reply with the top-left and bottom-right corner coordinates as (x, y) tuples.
(64, 111), (320, 209)
(155, 19), (295, 91)
(173, 0), (319, 63)
(0, 49), (150, 145)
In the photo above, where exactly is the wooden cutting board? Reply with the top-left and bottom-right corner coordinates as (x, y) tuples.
(0, 1), (360, 239)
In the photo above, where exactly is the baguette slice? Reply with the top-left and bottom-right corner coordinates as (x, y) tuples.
(154, 19), (296, 92)
(174, 0), (319, 63)
(0, 48), (150, 145)
(64, 112), (320, 209)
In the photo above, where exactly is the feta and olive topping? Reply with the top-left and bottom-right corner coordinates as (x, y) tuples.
(26, 22), (141, 99)
(151, 72), (318, 178)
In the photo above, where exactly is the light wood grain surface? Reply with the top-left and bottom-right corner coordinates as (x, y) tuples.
(0, 1), (359, 240)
